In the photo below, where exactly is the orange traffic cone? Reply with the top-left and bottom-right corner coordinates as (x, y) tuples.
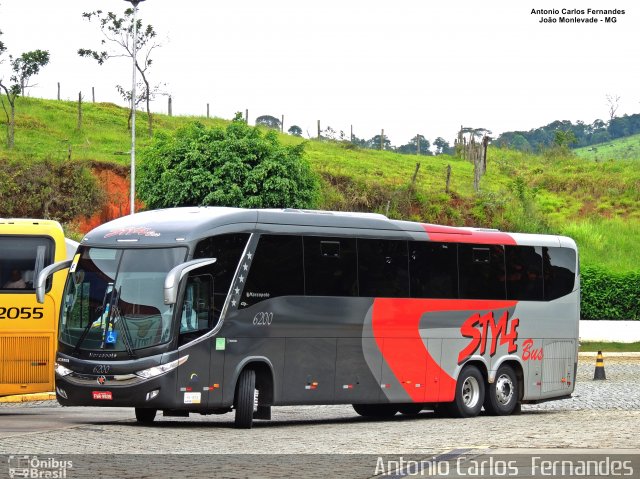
(593, 351), (606, 380)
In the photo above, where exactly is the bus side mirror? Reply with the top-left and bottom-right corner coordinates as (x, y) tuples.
(36, 260), (72, 304)
(164, 258), (216, 305)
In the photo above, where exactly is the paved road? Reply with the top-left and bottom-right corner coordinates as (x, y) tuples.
(0, 357), (638, 477)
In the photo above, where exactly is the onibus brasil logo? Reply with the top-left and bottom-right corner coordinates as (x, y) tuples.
(8, 455), (73, 478)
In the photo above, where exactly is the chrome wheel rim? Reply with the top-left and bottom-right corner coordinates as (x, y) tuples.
(495, 374), (514, 405)
(462, 376), (480, 408)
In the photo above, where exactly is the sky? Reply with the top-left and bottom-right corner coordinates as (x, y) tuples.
(1, 0), (638, 145)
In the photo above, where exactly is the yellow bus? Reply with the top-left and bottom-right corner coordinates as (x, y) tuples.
(0, 219), (74, 397)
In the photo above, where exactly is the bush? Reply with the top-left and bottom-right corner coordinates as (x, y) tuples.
(137, 116), (319, 209)
(0, 158), (103, 222)
(581, 266), (640, 320)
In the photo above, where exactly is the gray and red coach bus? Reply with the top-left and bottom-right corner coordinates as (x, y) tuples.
(37, 207), (579, 428)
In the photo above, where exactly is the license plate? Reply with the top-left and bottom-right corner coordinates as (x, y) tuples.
(92, 391), (113, 400)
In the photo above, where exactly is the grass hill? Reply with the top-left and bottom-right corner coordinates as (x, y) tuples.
(574, 133), (640, 161)
(2, 97), (639, 275)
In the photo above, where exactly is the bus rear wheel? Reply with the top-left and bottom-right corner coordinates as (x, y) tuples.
(484, 364), (518, 415)
(135, 408), (157, 424)
(447, 365), (485, 418)
(353, 404), (398, 418)
(234, 369), (256, 429)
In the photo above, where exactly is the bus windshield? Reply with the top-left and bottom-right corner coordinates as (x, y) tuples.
(59, 246), (187, 353)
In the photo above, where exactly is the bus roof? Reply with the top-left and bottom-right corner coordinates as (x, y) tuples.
(0, 218), (64, 236)
(80, 207), (576, 250)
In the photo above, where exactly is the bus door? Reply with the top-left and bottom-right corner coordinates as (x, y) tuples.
(176, 273), (217, 409)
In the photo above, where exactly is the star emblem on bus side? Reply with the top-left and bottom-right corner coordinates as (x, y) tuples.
(231, 300), (237, 307)
(235, 287), (240, 295)
(243, 263), (248, 271)
(239, 275), (244, 283)
(247, 252), (253, 260)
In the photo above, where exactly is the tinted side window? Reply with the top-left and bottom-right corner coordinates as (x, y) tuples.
(459, 244), (506, 299)
(194, 233), (249, 317)
(358, 239), (409, 297)
(410, 242), (458, 298)
(194, 233), (249, 294)
(242, 235), (303, 307)
(543, 247), (576, 300)
(506, 246), (543, 301)
(304, 236), (358, 297)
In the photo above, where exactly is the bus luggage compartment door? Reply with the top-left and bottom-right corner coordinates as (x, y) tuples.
(282, 338), (336, 404)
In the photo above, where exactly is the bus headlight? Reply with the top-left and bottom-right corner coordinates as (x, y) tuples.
(55, 363), (73, 377)
(135, 355), (188, 379)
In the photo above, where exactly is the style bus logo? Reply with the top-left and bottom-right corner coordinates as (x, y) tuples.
(8, 455), (73, 479)
(457, 310), (519, 364)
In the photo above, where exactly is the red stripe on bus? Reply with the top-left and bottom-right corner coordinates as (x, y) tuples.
(371, 298), (517, 402)
(421, 224), (517, 245)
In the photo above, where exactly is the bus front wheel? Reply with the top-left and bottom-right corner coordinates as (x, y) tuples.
(234, 369), (256, 429)
(484, 364), (518, 415)
(447, 365), (485, 418)
(135, 408), (157, 424)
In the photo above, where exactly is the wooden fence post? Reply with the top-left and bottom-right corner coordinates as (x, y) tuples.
(245, 109), (248, 123)
(207, 103), (210, 118)
(92, 87), (95, 103)
(77, 92), (82, 131)
(445, 164), (452, 193)
(57, 82), (60, 101)
(168, 96), (172, 116)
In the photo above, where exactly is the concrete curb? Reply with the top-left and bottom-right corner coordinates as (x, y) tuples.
(578, 352), (640, 357)
(0, 392), (55, 403)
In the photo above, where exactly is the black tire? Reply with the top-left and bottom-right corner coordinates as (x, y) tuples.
(353, 404), (398, 418)
(447, 365), (485, 418)
(484, 364), (519, 416)
(234, 369), (256, 429)
(398, 404), (423, 415)
(135, 408), (157, 424)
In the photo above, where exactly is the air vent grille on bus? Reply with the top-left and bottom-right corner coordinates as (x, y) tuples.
(542, 340), (573, 393)
(0, 336), (50, 384)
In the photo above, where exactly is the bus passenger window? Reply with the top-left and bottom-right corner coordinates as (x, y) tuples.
(506, 246), (543, 301)
(304, 236), (358, 297)
(459, 244), (506, 300)
(358, 239), (409, 297)
(543, 247), (576, 300)
(410, 242), (458, 299)
(241, 235), (303, 308)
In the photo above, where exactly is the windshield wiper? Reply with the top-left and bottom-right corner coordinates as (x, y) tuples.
(73, 282), (113, 357)
(106, 287), (136, 359)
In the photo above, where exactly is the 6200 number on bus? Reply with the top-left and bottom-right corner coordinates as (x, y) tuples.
(0, 307), (44, 319)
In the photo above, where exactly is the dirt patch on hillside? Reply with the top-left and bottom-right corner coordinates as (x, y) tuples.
(76, 161), (143, 233)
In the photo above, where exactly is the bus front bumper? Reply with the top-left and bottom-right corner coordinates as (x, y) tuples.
(55, 370), (179, 409)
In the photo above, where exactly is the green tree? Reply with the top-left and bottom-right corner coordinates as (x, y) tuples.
(79, 8), (162, 137)
(138, 115), (319, 209)
(0, 31), (49, 148)
(553, 129), (577, 148)
(367, 134), (392, 150)
(255, 115), (281, 130)
(433, 137), (452, 155)
(397, 134), (431, 155)
(288, 125), (302, 136)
